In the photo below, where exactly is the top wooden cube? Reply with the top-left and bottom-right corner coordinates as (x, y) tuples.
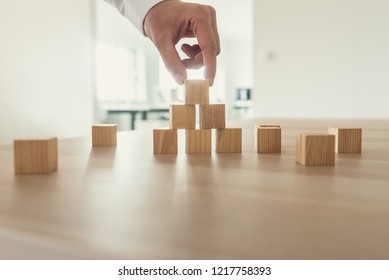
(184, 79), (209, 105)
(328, 127), (362, 154)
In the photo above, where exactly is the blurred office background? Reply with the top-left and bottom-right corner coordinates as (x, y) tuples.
(0, 0), (388, 144)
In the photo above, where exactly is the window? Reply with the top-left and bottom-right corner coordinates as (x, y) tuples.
(96, 44), (146, 104)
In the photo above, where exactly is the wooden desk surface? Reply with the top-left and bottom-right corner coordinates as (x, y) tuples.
(1, 119), (389, 260)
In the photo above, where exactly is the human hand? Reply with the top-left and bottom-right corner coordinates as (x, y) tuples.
(144, 0), (220, 86)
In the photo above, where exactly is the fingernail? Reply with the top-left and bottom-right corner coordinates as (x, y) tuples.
(173, 72), (186, 85)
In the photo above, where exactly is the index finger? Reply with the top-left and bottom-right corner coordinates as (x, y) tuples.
(194, 14), (220, 86)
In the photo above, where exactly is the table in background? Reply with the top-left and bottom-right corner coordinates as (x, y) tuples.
(105, 104), (169, 130)
(0, 119), (389, 259)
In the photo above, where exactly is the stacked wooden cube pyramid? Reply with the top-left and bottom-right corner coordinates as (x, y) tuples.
(153, 80), (242, 154)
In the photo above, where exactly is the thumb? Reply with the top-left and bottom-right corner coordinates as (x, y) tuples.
(155, 41), (187, 85)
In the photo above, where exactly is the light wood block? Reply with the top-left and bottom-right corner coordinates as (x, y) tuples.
(184, 79), (209, 105)
(255, 125), (281, 153)
(328, 127), (362, 154)
(259, 124), (281, 128)
(14, 138), (58, 174)
(153, 129), (178, 154)
(169, 105), (196, 129)
(296, 134), (335, 166)
(200, 104), (226, 129)
(216, 128), (242, 153)
(186, 129), (212, 154)
(92, 124), (117, 147)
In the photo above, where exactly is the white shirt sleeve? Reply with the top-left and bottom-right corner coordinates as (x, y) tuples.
(104, 0), (163, 35)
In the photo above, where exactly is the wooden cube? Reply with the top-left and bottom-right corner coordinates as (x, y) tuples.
(169, 105), (196, 129)
(200, 104), (226, 129)
(328, 127), (362, 154)
(14, 138), (58, 174)
(216, 128), (242, 153)
(255, 125), (281, 153)
(259, 124), (281, 128)
(184, 79), (209, 105)
(296, 134), (335, 166)
(92, 124), (117, 147)
(186, 129), (212, 154)
(153, 129), (178, 154)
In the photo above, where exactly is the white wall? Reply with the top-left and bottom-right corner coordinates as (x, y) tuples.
(253, 0), (389, 119)
(0, 0), (94, 144)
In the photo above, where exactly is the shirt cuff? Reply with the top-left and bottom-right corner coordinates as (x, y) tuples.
(124, 0), (163, 35)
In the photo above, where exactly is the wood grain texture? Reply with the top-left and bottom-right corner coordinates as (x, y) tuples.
(216, 128), (242, 153)
(92, 125), (117, 147)
(185, 129), (212, 154)
(1, 119), (389, 260)
(14, 138), (58, 174)
(328, 127), (362, 154)
(153, 129), (178, 154)
(169, 105), (196, 129)
(200, 104), (226, 129)
(255, 125), (282, 153)
(260, 124), (281, 128)
(296, 134), (335, 166)
(184, 79), (209, 105)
